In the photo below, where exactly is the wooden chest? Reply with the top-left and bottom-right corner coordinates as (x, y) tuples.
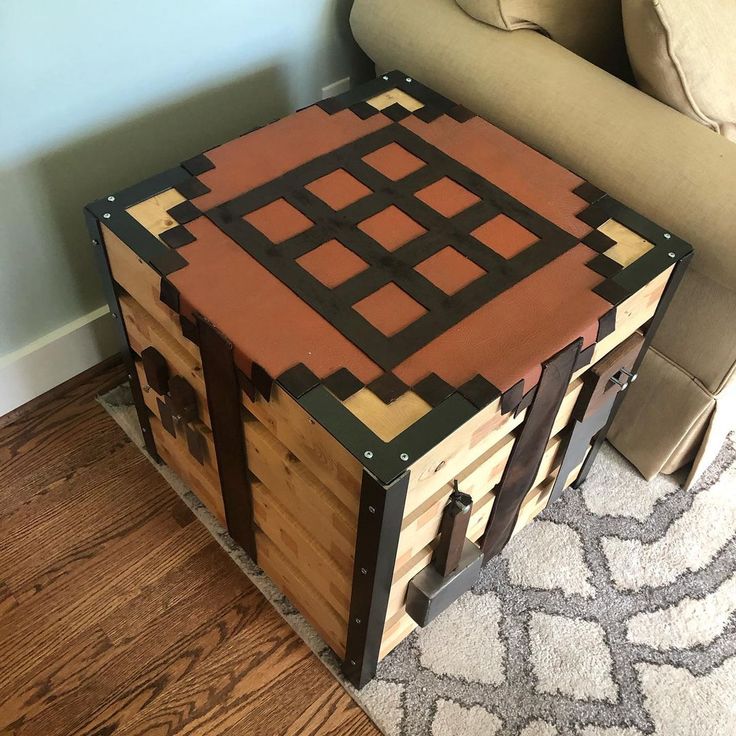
(86, 71), (692, 688)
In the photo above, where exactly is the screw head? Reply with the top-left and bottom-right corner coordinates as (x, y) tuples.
(142, 385), (150, 393)
(91, 239), (98, 246)
(405, 77), (412, 82)
(668, 252), (676, 258)
(368, 505), (376, 514)
(103, 212), (111, 219)
(631, 373), (638, 382)
(107, 195), (115, 202)
(355, 618), (361, 624)
(382, 75), (389, 80)
(111, 313), (117, 319)
(664, 232), (672, 239)
(364, 450), (373, 459)
(142, 427), (148, 433)
(350, 659), (356, 666)
(400, 453), (409, 461)
(361, 567), (367, 575)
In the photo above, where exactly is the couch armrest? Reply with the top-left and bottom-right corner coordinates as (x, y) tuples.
(351, 0), (736, 292)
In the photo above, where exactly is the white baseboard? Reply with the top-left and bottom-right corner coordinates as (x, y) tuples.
(0, 306), (119, 417)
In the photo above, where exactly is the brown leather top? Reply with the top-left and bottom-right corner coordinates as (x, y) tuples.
(165, 78), (612, 401)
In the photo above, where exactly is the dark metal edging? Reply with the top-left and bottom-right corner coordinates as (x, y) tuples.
(572, 251), (693, 489)
(342, 468), (410, 689)
(84, 207), (160, 462)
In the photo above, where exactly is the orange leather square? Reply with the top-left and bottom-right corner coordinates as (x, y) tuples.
(362, 142), (426, 180)
(358, 206), (426, 251)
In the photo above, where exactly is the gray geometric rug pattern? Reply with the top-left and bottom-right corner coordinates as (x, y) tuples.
(100, 386), (736, 736)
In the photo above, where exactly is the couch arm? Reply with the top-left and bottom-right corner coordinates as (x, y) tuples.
(350, 0), (736, 293)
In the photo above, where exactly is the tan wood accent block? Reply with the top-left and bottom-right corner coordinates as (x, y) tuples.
(148, 415), (225, 526)
(102, 225), (197, 358)
(343, 388), (431, 442)
(599, 219), (655, 267)
(243, 384), (363, 516)
(120, 293), (210, 426)
(255, 529), (347, 658)
(367, 88), (424, 112)
(126, 189), (187, 238)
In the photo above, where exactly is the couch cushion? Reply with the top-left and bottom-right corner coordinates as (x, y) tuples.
(623, 0), (736, 142)
(456, 0), (631, 77)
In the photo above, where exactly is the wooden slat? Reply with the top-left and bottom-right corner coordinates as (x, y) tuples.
(251, 477), (351, 617)
(586, 266), (672, 372)
(149, 415), (225, 526)
(243, 384), (363, 516)
(404, 396), (517, 516)
(102, 225), (197, 358)
(255, 529), (347, 658)
(244, 415), (356, 564)
(121, 293), (209, 425)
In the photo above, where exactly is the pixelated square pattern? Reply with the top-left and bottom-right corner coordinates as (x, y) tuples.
(207, 123), (581, 372)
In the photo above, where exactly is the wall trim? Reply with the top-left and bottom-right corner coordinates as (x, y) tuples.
(0, 306), (119, 417)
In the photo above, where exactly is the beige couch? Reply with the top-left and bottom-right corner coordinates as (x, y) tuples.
(351, 0), (736, 487)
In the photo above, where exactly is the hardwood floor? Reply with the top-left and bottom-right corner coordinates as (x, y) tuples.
(0, 362), (378, 736)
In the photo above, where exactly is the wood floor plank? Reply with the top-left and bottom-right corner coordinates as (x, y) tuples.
(283, 682), (378, 736)
(0, 362), (377, 736)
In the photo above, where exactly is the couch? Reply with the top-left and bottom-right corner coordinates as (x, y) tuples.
(350, 0), (736, 488)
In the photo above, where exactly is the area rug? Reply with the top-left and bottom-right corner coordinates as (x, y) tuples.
(100, 384), (736, 736)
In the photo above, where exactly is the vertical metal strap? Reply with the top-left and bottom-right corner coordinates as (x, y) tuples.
(196, 315), (257, 561)
(342, 469), (409, 689)
(572, 254), (692, 489)
(547, 395), (615, 507)
(481, 339), (582, 563)
(85, 208), (160, 462)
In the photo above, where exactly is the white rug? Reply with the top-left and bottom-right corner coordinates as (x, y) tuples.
(100, 385), (736, 736)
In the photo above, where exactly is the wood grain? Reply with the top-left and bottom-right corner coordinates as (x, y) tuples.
(0, 362), (376, 736)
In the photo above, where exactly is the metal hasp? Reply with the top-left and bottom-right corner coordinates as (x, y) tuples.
(406, 486), (482, 627)
(548, 332), (643, 507)
(433, 485), (473, 577)
(342, 469), (409, 689)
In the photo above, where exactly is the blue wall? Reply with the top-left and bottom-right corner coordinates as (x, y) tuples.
(0, 0), (372, 357)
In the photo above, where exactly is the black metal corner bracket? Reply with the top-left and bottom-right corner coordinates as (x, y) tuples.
(84, 207), (160, 463)
(342, 468), (410, 689)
